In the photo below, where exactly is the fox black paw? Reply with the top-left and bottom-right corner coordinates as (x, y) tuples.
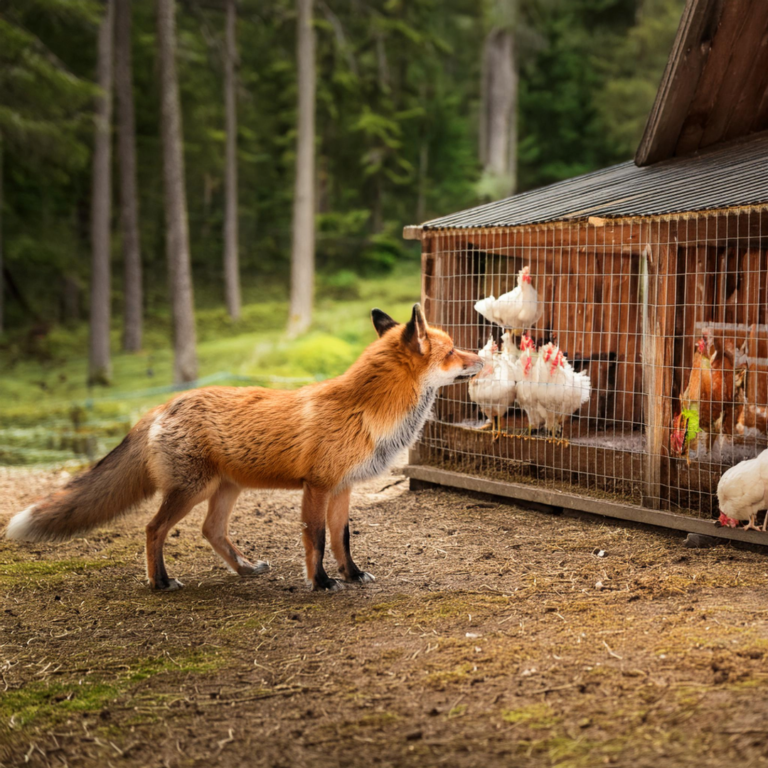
(311, 577), (343, 592)
(344, 570), (376, 584)
(152, 578), (184, 592)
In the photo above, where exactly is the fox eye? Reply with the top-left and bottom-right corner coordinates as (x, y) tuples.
(447, 349), (454, 357)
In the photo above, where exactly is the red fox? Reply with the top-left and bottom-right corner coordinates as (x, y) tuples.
(5, 305), (482, 592)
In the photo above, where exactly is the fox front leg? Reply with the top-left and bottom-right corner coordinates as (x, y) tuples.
(327, 487), (375, 584)
(301, 484), (341, 591)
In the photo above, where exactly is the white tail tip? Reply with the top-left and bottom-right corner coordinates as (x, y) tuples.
(5, 505), (37, 541)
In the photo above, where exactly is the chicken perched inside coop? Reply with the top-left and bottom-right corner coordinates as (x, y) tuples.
(413, 213), (768, 523)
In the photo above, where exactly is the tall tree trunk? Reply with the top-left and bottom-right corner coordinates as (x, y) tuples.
(89, 0), (114, 386)
(0, 139), (3, 337)
(286, 0), (316, 338)
(507, 35), (518, 196)
(223, 0), (241, 320)
(115, 0), (143, 352)
(416, 139), (429, 223)
(157, 0), (198, 383)
(480, 28), (515, 198)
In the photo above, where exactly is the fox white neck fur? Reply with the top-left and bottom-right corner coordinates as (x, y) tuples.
(344, 385), (437, 486)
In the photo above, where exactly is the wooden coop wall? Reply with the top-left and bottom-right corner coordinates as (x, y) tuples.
(412, 210), (768, 525)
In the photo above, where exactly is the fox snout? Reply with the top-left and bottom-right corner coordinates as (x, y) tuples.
(456, 350), (483, 378)
(463, 351), (483, 374)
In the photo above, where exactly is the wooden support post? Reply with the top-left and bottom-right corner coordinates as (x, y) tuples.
(642, 223), (677, 510)
(421, 235), (436, 324)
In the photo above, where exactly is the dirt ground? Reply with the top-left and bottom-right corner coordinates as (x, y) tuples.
(2, 459), (768, 768)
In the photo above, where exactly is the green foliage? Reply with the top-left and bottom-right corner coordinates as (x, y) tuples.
(593, 0), (684, 158)
(0, 0), (686, 362)
(518, 0), (684, 190)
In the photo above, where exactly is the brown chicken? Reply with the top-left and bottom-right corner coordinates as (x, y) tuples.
(672, 329), (748, 459)
(736, 403), (768, 437)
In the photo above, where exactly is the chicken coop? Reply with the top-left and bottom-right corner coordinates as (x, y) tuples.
(404, 0), (768, 543)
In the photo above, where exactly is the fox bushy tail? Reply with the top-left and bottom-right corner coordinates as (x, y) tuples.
(5, 420), (156, 542)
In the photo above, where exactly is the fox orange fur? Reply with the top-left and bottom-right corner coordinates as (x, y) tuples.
(5, 305), (482, 592)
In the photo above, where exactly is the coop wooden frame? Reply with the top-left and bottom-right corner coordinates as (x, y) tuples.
(405, 207), (768, 545)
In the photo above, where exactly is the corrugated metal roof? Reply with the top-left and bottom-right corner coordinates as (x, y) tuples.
(419, 132), (768, 231)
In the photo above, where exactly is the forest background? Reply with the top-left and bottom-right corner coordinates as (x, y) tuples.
(0, 0), (684, 465)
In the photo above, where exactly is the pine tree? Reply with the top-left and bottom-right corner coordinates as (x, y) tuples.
(0, 139), (4, 337)
(286, 0), (316, 338)
(157, 0), (198, 384)
(223, 0), (241, 321)
(88, 0), (115, 386)
(115, 0), (143, 352)
(478, 0), (518, 200)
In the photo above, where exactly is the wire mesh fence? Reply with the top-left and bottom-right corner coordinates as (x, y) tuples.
(411, 208), (768, 522)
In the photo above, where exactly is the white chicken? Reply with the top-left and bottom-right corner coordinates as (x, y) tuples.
(512, 335), (548, 433)
(474, 266), (544, 332)
(469, 336), (517, 439)
(501, 330), (520, 365)
(717, 447), (768, 532)
(535, 343), (591, 439)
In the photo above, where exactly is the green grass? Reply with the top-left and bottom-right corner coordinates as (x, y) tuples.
(0, 651), (223, 727)
(0, 556), (113, 584)
(0, 267), (420, 465)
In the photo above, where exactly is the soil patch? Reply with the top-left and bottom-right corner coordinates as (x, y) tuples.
(2, 464), (768, 767)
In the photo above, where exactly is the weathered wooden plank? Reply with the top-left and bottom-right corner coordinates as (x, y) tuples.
(642, 223), (677, 510)
(608, 249), (642, 427)
(635, 0), (725, 165)
(403, 464), (768, 548)
(432, 211), (768, 258)
(700, 1), (768, 148)
(403, 225), (423, 241)
(419, 420), (642, 487)
(723, 17), (768, 142)
(743, 249), (763, 329)
(421, 236), (436, 324)
(753, 74), (768, 134)
(674, 0), (759, 155)
(743, 250), (768, 413)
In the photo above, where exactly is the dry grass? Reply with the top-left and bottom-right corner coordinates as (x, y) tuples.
(2, 462), (768, 767)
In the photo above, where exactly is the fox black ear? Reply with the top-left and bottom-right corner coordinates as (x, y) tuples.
(402, 303), (428, 353)
(371, 308), (398, 338)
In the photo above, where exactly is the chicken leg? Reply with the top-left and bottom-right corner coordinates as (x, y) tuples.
(743, 514), (760, 532)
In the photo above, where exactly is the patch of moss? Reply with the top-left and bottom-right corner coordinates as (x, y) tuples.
(0, 649), (223, 729)
(423, 662), (475, 690)
(502, 702), (560, 729)
(0, 556), (113, 584)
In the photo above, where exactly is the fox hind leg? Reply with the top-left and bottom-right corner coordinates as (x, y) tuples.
(202, 481), (269, 576)
(327, 487), (374, 584)
(146, 487), (209, 591)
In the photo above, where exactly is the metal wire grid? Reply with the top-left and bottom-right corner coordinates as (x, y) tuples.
(414, 209), (768, 520)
